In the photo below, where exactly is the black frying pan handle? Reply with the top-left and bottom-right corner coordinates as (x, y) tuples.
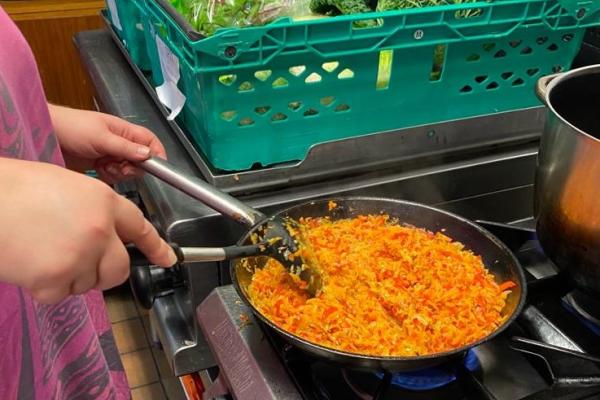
(126, 243), (266, 267)
(126, 243), (183, 268)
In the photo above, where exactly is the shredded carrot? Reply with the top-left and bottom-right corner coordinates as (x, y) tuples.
(328, 201), (337, 211)
(247, 214), (512, 357)
(498, 281), (517, 292)
(238, 313), (252, 330)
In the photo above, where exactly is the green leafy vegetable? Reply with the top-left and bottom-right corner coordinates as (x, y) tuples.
(309, 0), (373, 16)
(169, 0), (485, 37)
(376, 0), (481, 13)
(171, 0), (312, 36)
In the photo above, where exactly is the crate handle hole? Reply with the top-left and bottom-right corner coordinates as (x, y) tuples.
(494, 50), (507, 58)
(562, 33), (574, 42)
(512, 78), (525, 86)
(466, 53), (480, 62)
(218, 74), (236, 86)
(322, 62), (339, 73)
(536, 36), (548, 45)
(238, 81), (254, 92)
(482, 43), (496, 52)
(303, 108), (319, 117)
(352, 19), (381, 29)
(289, 65), (306, 77)
(526, 68), (540, 77)
(378, 50), (394, 88)
(334, 104), (350, 112)
(509, 40), (522, 48)
(486, 81), (499, 90)
(553, 65), (563, 73)
(520, 47), (533, 55)
(320, 96), (335, 107)
(547, 43), (559, 52)
(501, 72), (514, 80)
(337, 69), (354, 80)
(455, 8), (483, 19)
(271, 113), (288, 122)
(254, 70), (272, 81)
(305, 72), (322, 84)
(238, 118), (255, 126)
(272, 77), (289, 88)
(460, 85), (473, 93)
(255, 106), (271, 115)
(429, 45), (445, 82)
(220, 111), (237, 121)
(475, 75), (488, 84)
(288, 101), (302, 111)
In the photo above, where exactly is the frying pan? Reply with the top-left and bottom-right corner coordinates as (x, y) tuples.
(134, 158), (527, 372)
(232, 198), (527, 372)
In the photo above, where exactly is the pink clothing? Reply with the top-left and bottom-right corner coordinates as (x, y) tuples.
(0, 7), (130, 399)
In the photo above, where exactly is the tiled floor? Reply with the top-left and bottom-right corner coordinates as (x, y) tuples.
(104, 284), (187, 400)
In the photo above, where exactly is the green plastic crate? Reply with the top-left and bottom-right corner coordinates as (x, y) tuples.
(105, 0), (151, 71)
(141, 0), (600, 171)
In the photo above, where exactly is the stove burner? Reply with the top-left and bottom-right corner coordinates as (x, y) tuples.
(338, 351), (479, 400)
(562, 291), (600, 336)
(341, 369), (469, 400)
(373, 350), (480, 391)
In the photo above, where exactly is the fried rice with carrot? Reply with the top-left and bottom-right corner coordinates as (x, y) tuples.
(247, 214), (515, 357)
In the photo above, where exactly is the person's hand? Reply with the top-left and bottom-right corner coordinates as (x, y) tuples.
(48, 104), (166, 183)
(0, 157), (177, 304)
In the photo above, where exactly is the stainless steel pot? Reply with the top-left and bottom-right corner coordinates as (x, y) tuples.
(535, 64), (600, 298)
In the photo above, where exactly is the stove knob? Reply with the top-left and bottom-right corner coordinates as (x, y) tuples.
(130, 265), (184, 309)
(129, 266), (184, 309)
(129, 265), (154, 309)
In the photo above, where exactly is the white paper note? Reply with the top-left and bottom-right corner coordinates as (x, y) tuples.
(156, 81), (186, 121)
(106, 0), (122, 31)
(155, 35), (186, 120)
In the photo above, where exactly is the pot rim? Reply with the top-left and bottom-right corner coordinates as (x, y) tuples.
(543, 64), (600, 144)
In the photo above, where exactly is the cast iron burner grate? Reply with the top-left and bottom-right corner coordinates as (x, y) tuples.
(562, 291), (600, 336)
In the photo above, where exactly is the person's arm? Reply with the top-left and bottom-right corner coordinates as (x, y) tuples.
(47, 104), (167, 182)
(0, 157), (177, 304)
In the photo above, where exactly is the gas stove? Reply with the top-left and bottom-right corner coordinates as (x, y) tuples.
(75, 28), (600, 387)
(196, 221), (600, 400)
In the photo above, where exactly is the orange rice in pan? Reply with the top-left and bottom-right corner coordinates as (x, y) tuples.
(247, 214), (516, 357)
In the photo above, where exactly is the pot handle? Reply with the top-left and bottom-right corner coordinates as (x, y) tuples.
(536, 73), (562, 105)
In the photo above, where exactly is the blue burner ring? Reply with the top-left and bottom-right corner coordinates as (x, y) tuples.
(375, 349), (480, 391)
